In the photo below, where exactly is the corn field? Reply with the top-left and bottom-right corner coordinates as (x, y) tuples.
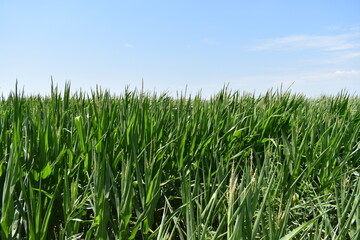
(0, 83), (359, 239)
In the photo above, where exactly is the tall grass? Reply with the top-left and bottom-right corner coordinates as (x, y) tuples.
(0, 84), (359, 239)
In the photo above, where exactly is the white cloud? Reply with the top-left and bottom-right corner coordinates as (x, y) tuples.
(327, 25), (341, 31)
(250, 33), (360, 51)
(271, 69), (360, 84)
(227, 69), (360, 96)
(341, 52), (360, 59)
(123, 43), (133, 48)
(298, 51), (360, 65)
(334, 70), (360, 76)
(327, 25), (360, 32)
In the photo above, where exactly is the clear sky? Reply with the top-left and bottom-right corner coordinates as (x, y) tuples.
(1, 0), (360, 98)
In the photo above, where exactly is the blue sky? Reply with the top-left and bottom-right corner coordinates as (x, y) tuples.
(1, 0), (360, 97)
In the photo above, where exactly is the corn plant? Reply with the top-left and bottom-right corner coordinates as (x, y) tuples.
(0, 83), (359, 239)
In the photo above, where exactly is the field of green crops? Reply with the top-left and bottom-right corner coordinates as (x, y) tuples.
(0, 84), (359, 239)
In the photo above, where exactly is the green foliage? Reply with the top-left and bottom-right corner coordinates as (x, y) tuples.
(0, 84), (359, 239)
